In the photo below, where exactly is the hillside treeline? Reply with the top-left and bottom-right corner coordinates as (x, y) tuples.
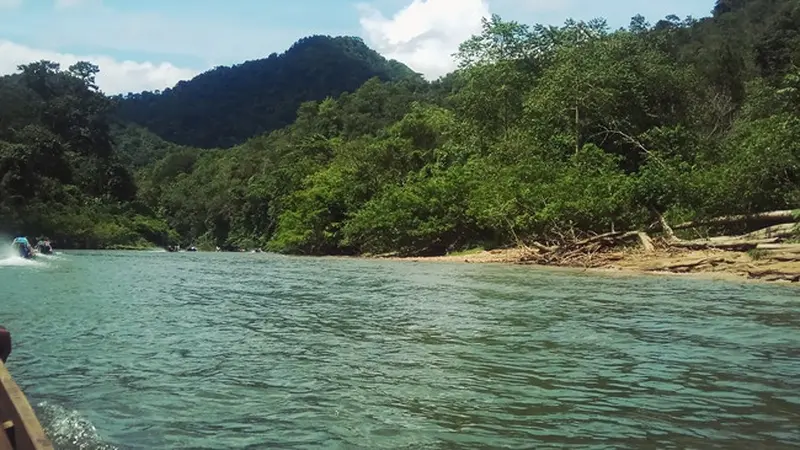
(137, 1), (800, 255)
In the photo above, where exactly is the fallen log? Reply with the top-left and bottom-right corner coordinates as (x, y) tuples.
(737, 222), (798, 240)
(569, 230), (628, 247)
(652, 256), (730, 273)
(529, 241), (556, 253)
(746, 269), (800, 283)
(696, 224), (796, 243)
(768, 254), (800, 262)
(679, 223), (797, 245)
(637, 232), (655, 252)
(671, 238), (780, 251)
(672, 209), (798, 231)
(655, 211), (678, 242)
(755, 243), (800, 252)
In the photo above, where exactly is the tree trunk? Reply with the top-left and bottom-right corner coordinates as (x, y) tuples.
(737, 223), (798, 240)
(671, 238), (780, 251)
(673, 210), (797, 230)
(637, 232), (655, 252)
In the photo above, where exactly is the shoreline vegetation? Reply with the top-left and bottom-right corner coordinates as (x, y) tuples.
(2, 1), (800, 286)
(52, 207), (800, 284)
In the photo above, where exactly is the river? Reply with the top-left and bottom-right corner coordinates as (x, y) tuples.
(1, 250), (798, 449)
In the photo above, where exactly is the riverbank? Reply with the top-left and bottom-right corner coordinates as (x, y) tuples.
(376, 246), (800, 284)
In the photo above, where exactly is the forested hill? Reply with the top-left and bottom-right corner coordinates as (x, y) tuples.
(114, 35), (423, 148)
(135, 0), (800, 255)
(0, 62), (176, 248)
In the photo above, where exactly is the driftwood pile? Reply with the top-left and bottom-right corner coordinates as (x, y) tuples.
(519, 230), (656, 267)
(518, 209), (800, 280)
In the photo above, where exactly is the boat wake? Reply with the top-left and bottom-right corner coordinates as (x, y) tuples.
(35, 401), (119, 450)
(0, 246), (64, 267)
(0, 254), (45, 267)
(0, 232), (63, 266)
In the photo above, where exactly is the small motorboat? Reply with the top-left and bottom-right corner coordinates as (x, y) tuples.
(35, 240), (53, 255)
(10, 237), (35, 259)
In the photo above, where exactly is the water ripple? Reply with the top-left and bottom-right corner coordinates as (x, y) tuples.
(1, 251), (799, 449)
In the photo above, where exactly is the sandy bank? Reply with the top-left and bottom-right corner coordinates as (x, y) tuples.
(375, 247), (800, 284)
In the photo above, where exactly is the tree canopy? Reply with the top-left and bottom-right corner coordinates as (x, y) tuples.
(0, 61), (175, 248)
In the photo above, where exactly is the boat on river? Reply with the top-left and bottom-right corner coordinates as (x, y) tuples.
(0, 330), (53, 449)
(9, 238), (35, 260)
(34, 240), (52, 256)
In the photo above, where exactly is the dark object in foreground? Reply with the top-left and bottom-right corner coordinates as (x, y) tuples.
(0, 327), (53, 450)
(0, 329), (9, 363)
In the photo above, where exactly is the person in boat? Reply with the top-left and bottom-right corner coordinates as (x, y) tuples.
(0, 326), (10, 363)
(35, 238), (53, 255)
(11, 237), (34, 259)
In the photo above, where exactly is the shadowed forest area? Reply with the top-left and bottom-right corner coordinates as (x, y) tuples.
(1, 0), (798, 256)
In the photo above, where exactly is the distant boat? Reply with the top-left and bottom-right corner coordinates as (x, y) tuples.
(186, 246), (197, 252)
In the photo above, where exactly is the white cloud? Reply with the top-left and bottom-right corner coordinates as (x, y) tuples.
(358, 0), (491, 80)
(0, 0), (21, 8)
(0, 40), (198, 94)
(2, 5), (297, 70)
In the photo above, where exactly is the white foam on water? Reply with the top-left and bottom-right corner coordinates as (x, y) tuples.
(33, 251), (65, 260)
(0, 233), (65, 267)
(35, 401), (119, 450)
(0, 254), (45, 267)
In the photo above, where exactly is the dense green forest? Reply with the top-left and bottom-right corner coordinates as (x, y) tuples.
(2, 0), (799, 254)
(0, 61), (177, 248)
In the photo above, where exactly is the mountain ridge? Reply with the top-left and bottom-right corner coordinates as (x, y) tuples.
(114, 35), (423, 149)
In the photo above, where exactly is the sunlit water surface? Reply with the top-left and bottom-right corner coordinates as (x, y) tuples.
(1, 250), (798, 449)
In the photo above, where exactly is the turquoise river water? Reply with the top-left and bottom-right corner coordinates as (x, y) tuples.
(0, 250), (799, 449)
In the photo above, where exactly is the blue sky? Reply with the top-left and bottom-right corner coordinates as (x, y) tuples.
(0, 0), (715, 94)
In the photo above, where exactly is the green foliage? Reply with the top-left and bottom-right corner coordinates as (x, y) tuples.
(130, 0), (800, 255)
(267, 163), (356, 254)
(705, 114), (800, 213)
(111, 122), (200, 169)
(747, 248), (769, 260)
(341, 165), (478, 256)
(0, 62), (170, 248)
